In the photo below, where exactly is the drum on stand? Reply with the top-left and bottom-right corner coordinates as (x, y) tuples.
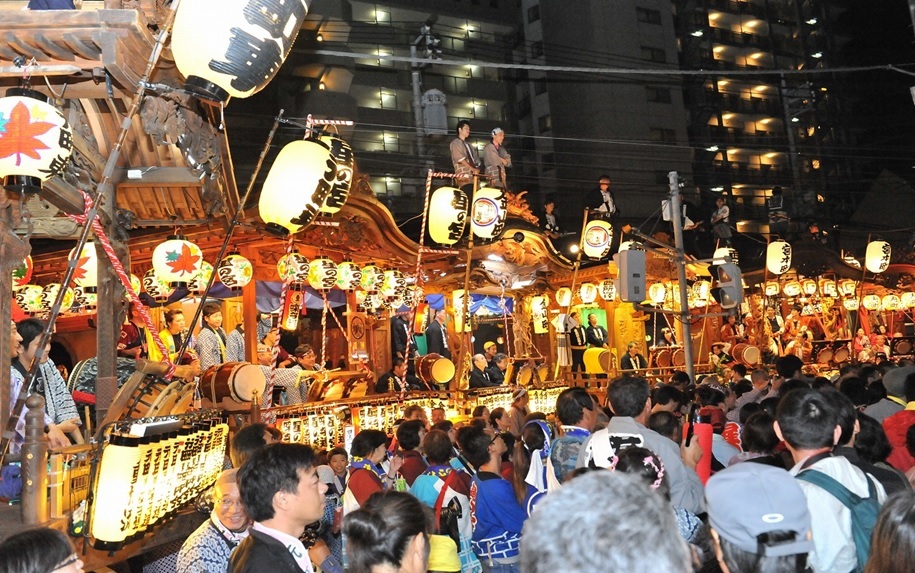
(417, 353), (455, 387)
(816, 347), (834, 364)
(832, 345), (850, 363)
(671, 348), (685, 367)
(654, 348), (672, 368)
(537, 364), (549, 383)
(200, 362), (267, 404)
(584, 348), (612, 374)
(731, 343), (761, 367)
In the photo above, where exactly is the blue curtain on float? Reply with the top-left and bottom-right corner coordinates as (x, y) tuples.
(253, 282), (347, 313)
(425, 293), (514, 314)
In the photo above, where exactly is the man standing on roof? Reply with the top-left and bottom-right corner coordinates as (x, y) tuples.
(450, 120), (480, 192)
(483, 127), (512, 189)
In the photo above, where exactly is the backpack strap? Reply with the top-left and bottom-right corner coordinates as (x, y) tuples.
(433, 470), (460, 532)
(796, 469), (864, 509)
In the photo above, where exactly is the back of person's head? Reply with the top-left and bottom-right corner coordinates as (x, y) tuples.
(612, 446), (670, 500)
(738, 402), (762, 424)
(758, 396), (780, 418)
(839, 377), (870, 408)
(905, 370), (915, 403)
(778, 378), (810, 397)
(512, 420), (551, 503)
(732, 363), (748, 378)
(556, 387), (594, 426)
(456, 424), (491, 469)
(696, 385), (726, 408)
(0, 526), (75, 573)
(15, 318), (45, 350)
(607, 376), (650, 417)
(907, 425), (915, 459)
(237, 443), (315, 522)
(351, 429), (388, 458)
(732, 379), (753, 398)
(421, 430), (453, 466)
(230, 423), (270, 468)
(750, 369), (769, 386)
(431, 420), (453, 434)
(523, 411), (547, 424)
(855, 413), (893, 465)
(652, 384), (684, 409)
(520, 471), (692, 573)
(775, 355), (804, 379)
(396, 419), (425, 451)
(741, 412), (779, 455)
(669, 370), (691, 388)
(489, 407), (506, 428)
(776, 388), (839, 450)
(820, 387), (857, 446)
(706, 463), (811, 573)
(865, 490), (915, 573)
(648, 411), (681, 444)
(811, 376), (833, 390)
(343, 490), (432, 573)
(881, 365), (915, 399)
(472, 405), (487, 418)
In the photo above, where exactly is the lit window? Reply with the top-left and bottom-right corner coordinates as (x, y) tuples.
(374, 9), (390, 24)
(380, 91), (397, 110)
(471, 100), (488, 119)
(538, 114), (551, 133)
(383, 132), (399, 152)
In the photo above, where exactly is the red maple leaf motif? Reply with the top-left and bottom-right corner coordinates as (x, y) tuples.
(0, 102), (56, 166)
(166, 243), (201, 276)
(72, 256), (89, 282)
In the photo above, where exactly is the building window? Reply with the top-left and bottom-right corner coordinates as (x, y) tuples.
(376, 48), (393, 67)
(471, 99), (488, 119)
(528, 5), (540, 23)
(641, 46), (666, 63)
(518, 95), (531, 117)
(466, 65), (483, 79)
(538, 114), (552, 133)
(636, 7), (662, 25)
(380, 90), (397, 110)
(445, 76), (469, 94)
(383, 131), (399, 152)
(646, 86), (672, 103)
(649, 127), (677, 143)
(531, 41), (544, 59)
(534, 77), (547, 95)
(374, 8), (390, 24)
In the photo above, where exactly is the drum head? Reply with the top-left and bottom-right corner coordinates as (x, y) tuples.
(671, 348), (685, 366)
(895, 340), (912, 355)
(817, 347), (834, 364)
(656, 348), (672, 368)
(431, 358), (455, 383)
(742, 346), (760, 366)
(537, 365), (549, 383)
(517, 365), (532, 385)
(833, 346), (849, 363)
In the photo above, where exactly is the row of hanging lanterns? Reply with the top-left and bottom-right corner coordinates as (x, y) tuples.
(554, 279), (618, 307)
(428, 185), (508, 245)
(766, 239), (892, 277)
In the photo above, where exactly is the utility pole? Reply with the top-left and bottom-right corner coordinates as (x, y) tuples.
(411, 24), (442, 158)
(668, 172), (695, 382)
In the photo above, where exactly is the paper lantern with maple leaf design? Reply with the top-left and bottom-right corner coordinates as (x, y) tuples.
(360, 264), (384, 293)
(11, 255), (32, 288)
(307, 257), (337, 290)
(74, 286), (97, 310)
(188, 262), (214, 295)
(216, 253), (253, 291)
(143, 268), (174, 301)
(69, 241), (98, 293)
(380, 270), (406, 298)
(0, 88), (73, 195)
(335, 260), (362, 290)
(152, 235), (203, 288)
(128, 274), (142, 298)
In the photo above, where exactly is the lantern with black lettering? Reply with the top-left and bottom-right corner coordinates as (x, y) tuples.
(281, 287), (305, 331)
(188, 262), (214, 295)
(277, 253), (310, 284)
(259, 139), (337, 236)
(766, 240), (792, 275)
(582, 219), (614, 259)
(318, 134), (354, 214)
(335, 260), (362, 290)
(307, 256), (337, 290)
(360, 264), (384, 293)
(469, 187), (507, 239)
(216, 253), (253, 291)
(381, 270), (406, 298)
(428, 187), (468, 245)
(865, 241), (891, 274)
(143, 268), (174, 301)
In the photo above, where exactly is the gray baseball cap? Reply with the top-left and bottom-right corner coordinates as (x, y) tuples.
(882, 365), (915, 399)
(706, 463), (812, 557)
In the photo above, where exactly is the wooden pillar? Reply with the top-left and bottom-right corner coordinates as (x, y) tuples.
(22, 395), (48, 524)
(95, 183), (126, 429)
(1, 199), (29, 456)
(242, 277), (258, 362)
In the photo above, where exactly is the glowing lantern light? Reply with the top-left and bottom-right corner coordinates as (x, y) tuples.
(318, 134), (354, 213)
(12, 255), (32, 288)
(783, 281), (801, 297)
(90, 434), (142, 545)
(766, 240), (792, 275)
(555, 287), (572, 307)
(882, 294), (901, 311)
(693, 280), (711, 300)
(381, 270), (406, 298)
(428, 187), (468, 245)
(15, 285), (44, 314)
(385, 294), (405, 310)
(764, 281), (780, 296)
(74, 286), (97, 310)
(40, 283), (75, 312)
(307, 256), (337, 290)
(355, 290), (368, 306)
(862, 294), (881, 310)
(470, 187), (507, 239)
(531, 295), (549, 334)
(582, 219), (614, 259)
(838, 279), (857, 297)
(713, 247), (738, 265)
(801, 279), (817, 296)
(280, 287), (305, 331)
(843, 298), (859, 311)
(820, 279), (837, 298)
(216, 253), (253, 291)
(171, 0), (311, 102)
(598, 279), (616, 301)
(363, 293), (384, 312)
(188, 262), (214, 295)
(0, 88), (73, 195)
(648, 283), (667, 304)
(578, 283), (598, 304)
(143, 268), (174, 301)
(865, 241), (891, 274)
(259, 139), (336, 236)
(360, 264), (384, 292)
(452, 289), (472, 332)
(335, 260), (362, 290)
(277, 253), (310, 283)
(403, 285), (423, 306)
(902, 292), (915, 309)
(152, 235), (202, 288)
(128, 274), (142, 297)
(69, 242), (99, 293)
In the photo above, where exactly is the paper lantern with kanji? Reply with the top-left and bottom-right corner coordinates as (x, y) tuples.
(648, 283), (667, 304)
(865, 241), (891, 274)
(766, 240), (792, 275)
(469, 187), (507, 239)
(335, 260), (362, 290)
(69, 242), (99, 293)
(216, 254), (253, 291)
(819, 279), (837, 298)
(128, 273), (142, 297)
(280, 287), (305, 331)
(428, 187), (468, 245)
(74, 286), (98, 310)
(693, 280), (711, 301)
(384, 294), (405, 310)
(360, 264), (384, 292)
(355, 290), (368, 306)
(882, 294), (901, 311)
(381, 270), (406, 298)
(15, 285), (44, 314)
(838, 279), (857, 297)
(143, 268), (174, 301)
(152, 235), (202, 288)
(188, 262), (214, 295)
(259, 139), (336, 235)
(578, 283), (598, 304)
(801, 279), (817, 296)
(452, 289), (472, 332)
(40, 283), (75, 312)
(277, 253), (310, 283)
(12, 255), (32, 288)
(363, 293), (384, 312)
(764, 281), (780, 297)
(582, 219), (613, 259)
(862, 294), (881, 311)
(783, 281), (801, 297)
(843, 298), (859, 311)
(902, 292), (915, 309)
(713, 247), (738, 265)
(598, 279), (616, 301)
(0, 88), (73, 195)
(171, 0), (312, 102)
(318, 134), (354, 214)
(555, 287), (572, 307)
(307, 257), (337, 290)
(531, 296), (549, 334)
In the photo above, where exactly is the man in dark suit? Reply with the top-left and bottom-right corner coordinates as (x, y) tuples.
(585, 175), (619, 220)
(586, 313), (610, 350)
(391, 311), (410, 360)
(375, 357), (427, 393)
(487, 353), (509, 385)
(469, 354), (498, 388)
(568, 312), (588, 377)
(424, 309), (451, 360)
(620, 341), (648, 372)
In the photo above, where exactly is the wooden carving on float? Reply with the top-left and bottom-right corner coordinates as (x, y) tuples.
(299, 215), (376, 254)
(503, 190), (539, 226)
(512, 297), (535, 358)
(498, 237), (548, 267)
(64, 101), (105, 187)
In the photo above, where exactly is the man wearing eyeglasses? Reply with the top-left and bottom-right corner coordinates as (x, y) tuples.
(178, 469), (250, 573)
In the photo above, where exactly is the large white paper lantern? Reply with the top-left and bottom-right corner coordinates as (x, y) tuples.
(171, 0), (311, 102)
(307, 256), (337, 290)
(73, 286), (98, 310)
(152, 235), (203, 288)
(598, 279), (616, 301)
(838, 279), (857, 297)
(648, 283), (667, 304)
(318, 134), (354, 214)
(801, 279), (817, 296)
(216, 253), (253, 291)
(713, 247), (738, 265)
(582, 219), (613, 259)
(335, 260), (362, 290)
(901, 292), (915, 309)
(578, 283), (598, 304)
(188, 262), (214, 295)
(865, 241), (891, 274)
(843, 298), (859, 311)
(862, 294), (881, 311)
(882, 294), (901, 311)
(693, 280), (711, 300)
(15, 284), (44, 314)
(143, 268), (174, 301)
(428, 187), (468, 245)
(819, 279), (837, 298)
(452, 289), (472, 332)
(128, 273), (142, 297)
(68, 242), (99, 293)
(259, 139), (336, 235)
(531, 295), (549, 334)
(470, 187), (507, 239)
(381, 270), (406, 298)
(766, 240), (792, 275)
(764, 281), (780, 297)
(360, 264), (384, 292)
(40, 283), (75, 312)
(277, 253), (310, 283)
(782, 280), (801, 297)
(555, 287), (572, 307)
(0, 88), (73, 195)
